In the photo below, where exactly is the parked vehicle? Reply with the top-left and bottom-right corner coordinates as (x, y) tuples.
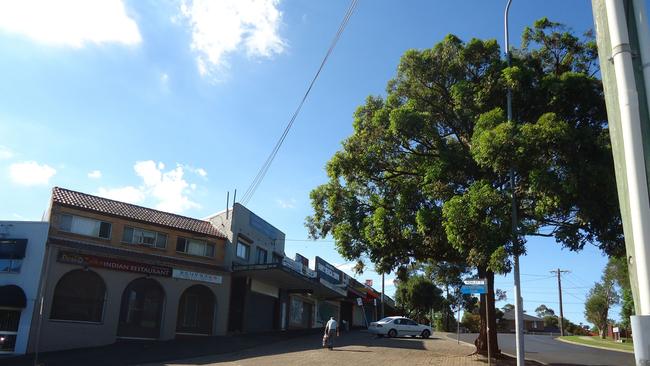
(368, 316), (432, 338)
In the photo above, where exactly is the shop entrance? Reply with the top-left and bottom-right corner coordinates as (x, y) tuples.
(117, 278), (165, 339)
(176, 285), (215, 335)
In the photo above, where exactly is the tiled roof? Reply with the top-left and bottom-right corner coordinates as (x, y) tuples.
(52, 187), (226, 239)
(502, 309), (543, 321)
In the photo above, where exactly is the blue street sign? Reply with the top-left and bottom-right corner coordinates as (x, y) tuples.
(460, 280), (487, 295)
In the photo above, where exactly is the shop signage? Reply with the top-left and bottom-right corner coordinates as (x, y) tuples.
(315, 256), (342, 284)
(58, 251), (172, 277)
(249, 212), (280, 240)
(295, 253), (309, 267)
(282, 257), (316, 278)
(319, 278), (347, 296)
(356, 298), (363, 306)
(172, 269), (222, 284)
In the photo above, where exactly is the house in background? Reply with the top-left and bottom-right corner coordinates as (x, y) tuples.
(499, 309), (544, 333)
(0, 221), (48, 355)
(31, 187), (231, 352)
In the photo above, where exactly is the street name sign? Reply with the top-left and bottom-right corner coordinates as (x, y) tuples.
(461, 278), (487, 294)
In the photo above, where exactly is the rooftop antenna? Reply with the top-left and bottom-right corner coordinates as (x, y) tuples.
(232, 189), (237, 208)
(226, 191), (230, 220)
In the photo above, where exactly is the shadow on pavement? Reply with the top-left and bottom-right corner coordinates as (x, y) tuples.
(0, 330), (440, 366)
(165, 331), (437, 365)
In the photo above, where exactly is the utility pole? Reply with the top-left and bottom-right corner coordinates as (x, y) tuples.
(381, 273), (385, 319)
(551, 269), (570, 336)
(592, 0), (650, 363)
(504, 1), (524, 365)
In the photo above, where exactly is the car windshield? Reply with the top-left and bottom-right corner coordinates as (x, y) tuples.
(378, 317), (394, 323)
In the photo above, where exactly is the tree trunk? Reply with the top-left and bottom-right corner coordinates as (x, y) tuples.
(474, 268), (500, 355)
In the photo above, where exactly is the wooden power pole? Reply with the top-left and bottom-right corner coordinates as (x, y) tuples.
(551, 269), (570, 336)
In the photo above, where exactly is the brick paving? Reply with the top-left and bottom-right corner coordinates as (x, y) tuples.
(146, 331), (541, 366)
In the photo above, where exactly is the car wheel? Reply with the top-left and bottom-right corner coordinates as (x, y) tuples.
(388, 329), (397, 338)
(421, 330), (431, 339)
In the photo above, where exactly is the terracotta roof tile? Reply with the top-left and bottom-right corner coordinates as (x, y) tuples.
(52, 187), (226, 239)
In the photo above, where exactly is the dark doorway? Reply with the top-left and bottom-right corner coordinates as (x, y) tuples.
(341, 300), (353, 329)
(117, 278), (165, 339)
(228, 277), (247, 332)
(176, 285), (215, 335)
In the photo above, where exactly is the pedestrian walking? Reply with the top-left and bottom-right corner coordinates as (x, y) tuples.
(324, 316), (339, 350)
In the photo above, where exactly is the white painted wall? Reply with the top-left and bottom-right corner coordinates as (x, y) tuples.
(0, 221), (49, 355)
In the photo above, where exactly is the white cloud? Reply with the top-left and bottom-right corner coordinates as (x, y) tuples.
(0, 146), (13, 160)
(134, 160), (200, 213)
(0, 0), (141, 47)
(195, 168), (207, 177)
(180, 0), (286, 78)
(88, 170), (102, 179)
(97, 186), (144, 204)
(276, 198), (296, 209)
(96, 160), (201, 214)
(9, 161), (56, 186)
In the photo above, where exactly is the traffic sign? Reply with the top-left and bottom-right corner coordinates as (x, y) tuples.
(463, 279), (486, 286)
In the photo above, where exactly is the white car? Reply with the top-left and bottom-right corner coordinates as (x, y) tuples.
(368, 316), (432, 338)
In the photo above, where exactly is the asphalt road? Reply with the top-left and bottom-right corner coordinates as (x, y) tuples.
(451, 333), (634, 366)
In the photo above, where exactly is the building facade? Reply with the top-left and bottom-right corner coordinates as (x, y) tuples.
(31, 187), (231, 352)
(0, 221), (48, 355)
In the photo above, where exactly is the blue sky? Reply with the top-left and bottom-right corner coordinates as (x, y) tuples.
(0, 0), (636, 326)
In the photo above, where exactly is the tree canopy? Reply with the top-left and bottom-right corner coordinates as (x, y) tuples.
(307, 18), (622, 353)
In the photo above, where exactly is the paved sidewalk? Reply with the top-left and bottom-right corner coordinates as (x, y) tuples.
(0, 329), (322, 366)
(146, 331), (540, 366)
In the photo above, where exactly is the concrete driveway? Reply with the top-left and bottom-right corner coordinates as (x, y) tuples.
(451, 333), (634, 366)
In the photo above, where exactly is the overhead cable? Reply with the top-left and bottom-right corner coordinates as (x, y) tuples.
(240, 0), (359, 205)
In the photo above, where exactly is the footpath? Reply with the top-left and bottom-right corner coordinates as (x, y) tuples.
(0, 329), (321, 366)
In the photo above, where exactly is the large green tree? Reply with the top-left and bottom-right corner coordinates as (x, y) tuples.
(395, 275), (444, 322)
(307, 19), (622, 354)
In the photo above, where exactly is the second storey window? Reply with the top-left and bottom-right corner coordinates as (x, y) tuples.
(122, 227), (167, 249)
(59, 214), (111, 239)
(256, 247), (267, 264)
(236, 241), (249, 260)
(176, 237), (215, 258)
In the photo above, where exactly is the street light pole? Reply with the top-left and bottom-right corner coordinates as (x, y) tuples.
(504, 1), (525, 365)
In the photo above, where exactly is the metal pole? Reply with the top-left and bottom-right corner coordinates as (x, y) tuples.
(486, 295), (491, 366)
(557, 269), (564, 336)
(504, 1), (525, 365)
(457, 297), (461, 344)
(381, 273), (385, 319)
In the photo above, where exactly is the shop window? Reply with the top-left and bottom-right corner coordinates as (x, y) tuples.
(59, 214), (111, 239)
(176, 237), (214, 258)
(236, 241), (249, 260)
(0, 309), (20, 353)
(122, 226), (167, 249)
(176, 285), (215, 335)
(50, 269), (106, 322)
(256, 247), (267, 264)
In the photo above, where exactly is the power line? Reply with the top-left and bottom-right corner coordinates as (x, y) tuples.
(240, 0), (359, 206)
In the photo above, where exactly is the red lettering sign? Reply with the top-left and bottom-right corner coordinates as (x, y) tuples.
(58, 251), (172, 277)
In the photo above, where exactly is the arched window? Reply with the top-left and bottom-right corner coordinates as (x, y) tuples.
(50, 269), (106, 322)
(117, 278), (165, 339)
(176, 285), (215, 335)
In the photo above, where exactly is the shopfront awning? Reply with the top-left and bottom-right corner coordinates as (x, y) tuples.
(0, 285), (27, 308)
(233, 263), (344, 299)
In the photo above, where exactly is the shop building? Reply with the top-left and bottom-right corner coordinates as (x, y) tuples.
(0, 221), (49, 355)
(31, 187), (230, 352)
(207, 203), (343, 333)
